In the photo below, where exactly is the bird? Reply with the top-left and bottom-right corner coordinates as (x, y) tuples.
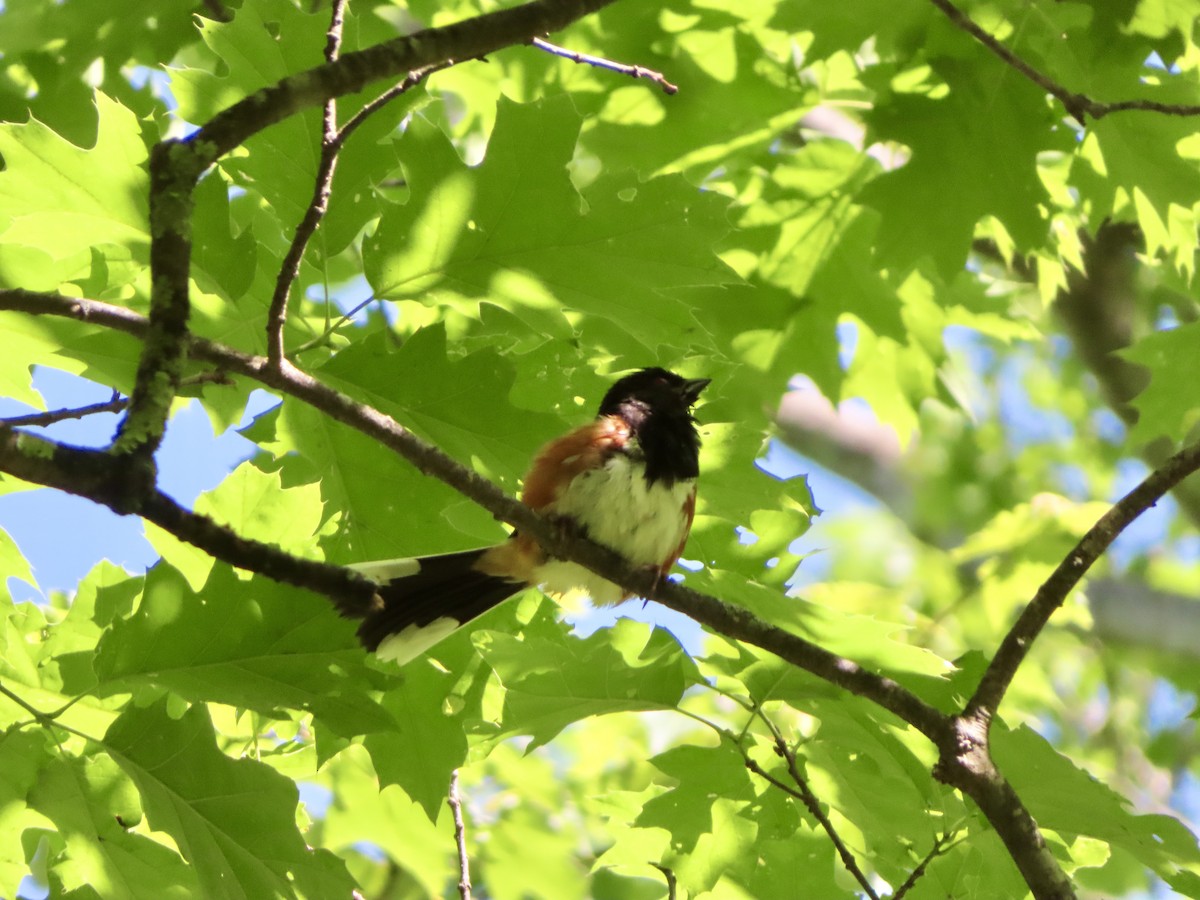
(350, 367), (709, 664)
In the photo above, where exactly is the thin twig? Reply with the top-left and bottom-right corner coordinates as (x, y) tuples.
(266, 0), (349, 368)
(282, 62), (452, 360)
(928, 0), (1200, 123)
(288, 295), (378, 358)
(277, 60), (451, 365)
(531, 36), (678, 94)
(778, 746), (880, 899)
(0, 392), (125, 428)
(449, 770), (473, 900)
(0, 680), (56, 725)
(0, 680), (106, 755)
(741, 748), (889, 898)
(0, 372), (233, 430)
(967, 438), (1200, 721)
(267, 55), (453, 364)
(746, 709), (880, 900)
(891, 831), (957, 900)
(333, 61), (455, 148)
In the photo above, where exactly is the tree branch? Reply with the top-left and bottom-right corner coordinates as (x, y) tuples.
(0, 288), (1082, 899)
(929, 0), (1200, 123)
(109, 139), (206, 467)
(933, 713), (1074, 899)
(966, 438), (1200, 720)
(113, 0), (621, 499)
(191, 0), (621, 165)
(0, 288), (949, 741)
(0, 425), (379, 616)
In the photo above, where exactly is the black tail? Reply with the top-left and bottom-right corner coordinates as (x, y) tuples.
(355, 548), (521, 658)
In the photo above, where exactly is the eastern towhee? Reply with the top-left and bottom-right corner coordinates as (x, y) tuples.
(351, 367), (709, 663)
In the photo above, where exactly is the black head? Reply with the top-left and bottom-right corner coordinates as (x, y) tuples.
(597, 367), (710, 484)
(597, 367), (709, 420)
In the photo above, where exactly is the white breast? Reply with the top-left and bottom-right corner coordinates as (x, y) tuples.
(532, 452), (693, 606)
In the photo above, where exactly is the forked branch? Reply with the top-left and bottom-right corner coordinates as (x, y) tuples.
(967, 439), (1200, 720)
(0, 286), (1079, 899)
(112, 0), (624, 499)
(930, 0), (1200, 123)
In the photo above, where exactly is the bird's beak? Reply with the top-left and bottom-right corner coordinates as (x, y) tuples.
(680, 377), (711, 405)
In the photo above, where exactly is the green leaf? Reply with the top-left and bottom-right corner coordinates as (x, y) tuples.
(0, 727), (53, 898)
(579, 24), (802, 179)
(743, 835), (857, 900)
(93, 564), (394, 739)
(1075, 112), (1200, 226)
(688, 420), (814, 582)
(104, 699), (356, 899)
(170, 0), (326, 229)
(995, 725), (1200, 879)
(802, 696), (944, 859)
(861, 56), (1061, 276)
(1124, 321), (1200, 444)
(361, 660), (468, 822)
(773, 0), (928, 61)
(475, 618), (701, 750)
(318, 326), (566, 488)
(247, 393), (502, 562)
(0, 312), (144, 402)
(317, 745), (455, 896)
(0, 525), (36, 601)
(478, 803), (590, 900)
(28, 753), (199, 899)
(634, 742), (754, 852)
(44, 560), (143, 695)
(700, 637), (842, 708)
(0, 93), (148, 267)
(364, 96), (736, 349)
(146, 463), (328, 592)
(689, 569), (954, 681)
(191, 172), (258, 304)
